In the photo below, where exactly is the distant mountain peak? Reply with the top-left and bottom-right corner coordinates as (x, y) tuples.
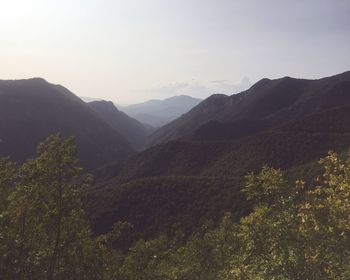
(0, 77), (48, 84)
(206, 93), (228, 100)
(165, 94), (201, 100)
(249, 78), (271, 90)
(29, 77), (48, 82)
(119, 95), (203, 127)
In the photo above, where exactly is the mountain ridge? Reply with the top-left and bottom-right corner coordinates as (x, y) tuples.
(148, 71), (350, 146)
(0, 78), (135, 170)
(88, 100), (150, 150)
(119, 95), (203, 127)
(86, 71), (350, 242)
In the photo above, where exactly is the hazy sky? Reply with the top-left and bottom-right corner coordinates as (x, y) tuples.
(1, 0), (349, 103)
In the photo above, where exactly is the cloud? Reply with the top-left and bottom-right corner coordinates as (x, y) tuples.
(135, 77), (253, 100)
(152, 82), (191, 95)
(210, 79), (229, 84)
(147, 81), (213, 99)
(209, 76), (252, 94)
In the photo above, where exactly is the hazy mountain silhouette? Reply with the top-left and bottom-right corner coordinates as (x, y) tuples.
(0, 78), (134, 170)
(119, 95), (202, 127)
(88, 100), (151, 150)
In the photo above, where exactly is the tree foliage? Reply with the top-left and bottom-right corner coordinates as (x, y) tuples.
(0, 135), (119, 279)
(119, 151), (350, 279)
(2, 135), (350, 279)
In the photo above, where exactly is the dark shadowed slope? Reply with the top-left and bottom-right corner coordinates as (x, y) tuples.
(85, 71), (350, 242)
(0, 78), (134, 170)
(119, 95), (202, 127)
(87, 105), (350, 241)
(95, 106), (350, 183)
(149, 71), (350, 146)
(88, 100), (150, 150)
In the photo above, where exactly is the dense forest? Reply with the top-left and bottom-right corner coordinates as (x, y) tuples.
(86, 105), (350, 243)
(1, 135), (350, 279)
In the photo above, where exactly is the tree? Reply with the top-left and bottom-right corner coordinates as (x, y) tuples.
(3, 135), (350, 279)
(222, 151), (350, 279)
(0, 134), (118, 279)
(0, 157), (17, 277)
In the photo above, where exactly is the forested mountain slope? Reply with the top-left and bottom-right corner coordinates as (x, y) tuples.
(0, 78), (134, 170)
(86, 72), (350, 242)
(89, 100), (149, 150)
(149, 71), (350, 146)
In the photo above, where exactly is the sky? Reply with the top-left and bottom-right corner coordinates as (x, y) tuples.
(0, 0), (349, 104)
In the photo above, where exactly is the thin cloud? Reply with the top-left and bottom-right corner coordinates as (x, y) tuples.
(210, 77), (252, 94)
(135, 77), (253, 101)
(211, 79), (229, 84)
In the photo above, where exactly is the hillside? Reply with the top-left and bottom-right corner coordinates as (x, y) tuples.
(87, 129), (350, 243)
(88, 100), (149, 150)
(86, 72), (350, 242)
(0, 78), (134, 170)
(119, 95), (202, 127)
(149, 71), (350, 146)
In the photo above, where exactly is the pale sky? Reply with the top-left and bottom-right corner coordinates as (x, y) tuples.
(1, 0), (349, 104)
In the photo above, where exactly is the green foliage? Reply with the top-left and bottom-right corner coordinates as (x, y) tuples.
(0, 134), (119, 279)
(2, 134), (350, 279)
(120, 235), (171, 280)
(119, 151), (350, 279)
(243, 165), (287, 204)
(0, 157), (16, 212)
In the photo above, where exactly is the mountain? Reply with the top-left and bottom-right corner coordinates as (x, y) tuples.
(119, 95), (203, 127)
(85, 71), (350, 244)
(87, 114), (350, 243)
(0, 78), (134, 170)
(88, 100), (151, 150)
(149, 71), (350, 146)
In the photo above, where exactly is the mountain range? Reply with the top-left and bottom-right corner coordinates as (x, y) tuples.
(149, 72), (350, 146)
(0, 79), (202, 169)
(119, 95), (203, 127)
(1, 72), (349, 247)
(86, 71), (350, 243)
